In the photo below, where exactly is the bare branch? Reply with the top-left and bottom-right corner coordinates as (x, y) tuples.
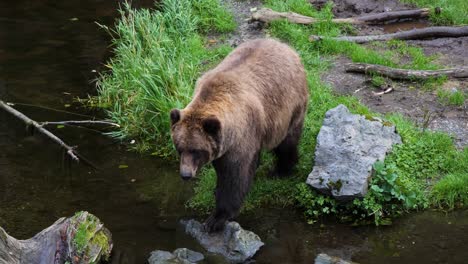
(40, 120), (120, 127)
(345, 63), (468, 80)
(0, 100), (95, 166)
(310, 26), (468, 43)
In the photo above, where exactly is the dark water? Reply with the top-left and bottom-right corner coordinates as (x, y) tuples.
(0, 1), (467, 263)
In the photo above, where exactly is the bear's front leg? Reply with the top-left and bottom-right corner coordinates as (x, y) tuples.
(204, 152), (258, 233)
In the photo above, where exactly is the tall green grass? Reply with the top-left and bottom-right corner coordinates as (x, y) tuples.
(96, 0), (234, 154)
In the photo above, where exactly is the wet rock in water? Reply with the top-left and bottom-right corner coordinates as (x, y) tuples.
(148, 248), (204, 264)
(315, 253), (358, 264)
(306, 104), (401, 200)
(0, 211), (112, 264)
(181, 219), (264, 263)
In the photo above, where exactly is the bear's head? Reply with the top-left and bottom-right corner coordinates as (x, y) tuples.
(169, 108), (221, 181)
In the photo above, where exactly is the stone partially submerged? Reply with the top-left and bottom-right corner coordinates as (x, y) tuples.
(0, 211), (112, 264)
(306, 104), (401, 200)
(148, 248), (204, 264)
(181, 219), (263, 263)
(315, 253), (358, 264)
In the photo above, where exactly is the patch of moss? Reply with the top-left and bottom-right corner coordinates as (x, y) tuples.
(327, 179), (343, 192)
(382, 121), (394, 127)
(365, 114), (378, 122)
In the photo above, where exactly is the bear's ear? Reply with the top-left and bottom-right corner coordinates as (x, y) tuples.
(202, 117), (221, 136)
(170, 109), (181, 125)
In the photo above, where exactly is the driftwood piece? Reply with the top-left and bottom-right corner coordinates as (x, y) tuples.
(0, 211), (112, 264)
(345, 63), (468, 80)
(310, 26), (468, 43)
(251, 7), (430, 25)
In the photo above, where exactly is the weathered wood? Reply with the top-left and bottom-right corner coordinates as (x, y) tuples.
(0, 212), (112, 264)
(251, 7), (431, 25)
(345, 63), (468, 80)
(310, 26), (468, 43)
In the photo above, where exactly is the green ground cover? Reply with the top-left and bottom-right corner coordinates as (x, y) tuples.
(97, 0), (468, 225)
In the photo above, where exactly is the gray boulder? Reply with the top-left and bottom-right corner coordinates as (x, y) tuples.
(148, 248), (204, 264)
(181, 219), (264, 263)
(306, 104), (401, 200)
(315, 253), (358, 264)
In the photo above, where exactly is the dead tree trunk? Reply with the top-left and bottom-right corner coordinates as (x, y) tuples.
(0, 212), (112, 264)
(251, 7), (431, 25)
(310, 26), (468, 43)
(345, 63), (468, 80)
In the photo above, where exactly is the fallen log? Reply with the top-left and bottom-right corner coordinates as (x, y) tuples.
(0, 211), (112, 264)
(251, 7), (431, 25)
(0, 100), (98, 167)
(309, 26), (468, 43)
(345, 63), (468, 80)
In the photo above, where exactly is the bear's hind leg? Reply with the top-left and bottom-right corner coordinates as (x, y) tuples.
(272, 109), (305, 177)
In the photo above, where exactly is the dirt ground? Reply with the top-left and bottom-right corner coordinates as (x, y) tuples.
(221, 0), (467, 148)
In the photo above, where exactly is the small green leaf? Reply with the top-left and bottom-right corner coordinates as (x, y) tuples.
(371, 185), (384, 193)
(56, 125), (65, 129)
(118, 164), (128, 169)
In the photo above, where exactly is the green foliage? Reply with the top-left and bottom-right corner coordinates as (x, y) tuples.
(400, 0), (468, 25)
(295, 183), (337, 224)
(437, 89), (466, 106)
(431, 173), (468, 209)
(96, 0), (235, 154)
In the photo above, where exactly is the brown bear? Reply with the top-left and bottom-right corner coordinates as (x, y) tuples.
(170, 38), (309, 232)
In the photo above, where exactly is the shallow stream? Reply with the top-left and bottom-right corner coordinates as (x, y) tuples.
(0, 1), (466, 263)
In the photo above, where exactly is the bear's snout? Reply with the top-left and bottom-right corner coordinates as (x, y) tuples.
(180, 170), (193, 181)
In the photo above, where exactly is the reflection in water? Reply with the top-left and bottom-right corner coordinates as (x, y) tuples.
(0, 0), (467, 263)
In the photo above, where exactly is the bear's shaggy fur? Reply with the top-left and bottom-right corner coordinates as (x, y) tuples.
(170, 38), (308, 232)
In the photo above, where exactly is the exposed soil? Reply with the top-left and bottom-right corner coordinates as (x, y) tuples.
(320, 0), (468, 148)
(221, 0), (265, 46)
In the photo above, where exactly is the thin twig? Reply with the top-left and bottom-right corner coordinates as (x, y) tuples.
(5, 102), (95, 118)
(40, 120), (120, 127)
